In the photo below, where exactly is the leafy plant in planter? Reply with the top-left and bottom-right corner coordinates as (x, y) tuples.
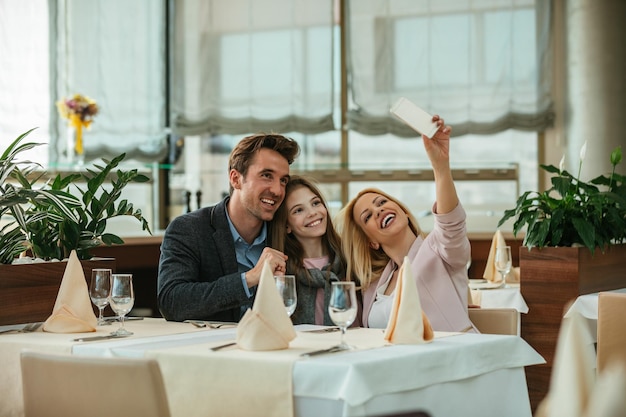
(0, 129), (78, 263)
(498, 144), (626, 254)
(1, 128), (152, 263)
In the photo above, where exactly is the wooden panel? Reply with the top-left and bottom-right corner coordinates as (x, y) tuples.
(520, 244), (626, 412)
(0, 259), (116, 325)
(91, 236), (162, 317)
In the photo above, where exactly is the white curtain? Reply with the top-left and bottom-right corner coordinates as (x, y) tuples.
(346, 0), (554, 137)
(171, 0), (336, 136)
(51, 0), (168, 163)
(0, 0), (50, 163)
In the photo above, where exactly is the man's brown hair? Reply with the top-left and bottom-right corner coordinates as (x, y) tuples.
(228, 133), (300, 194)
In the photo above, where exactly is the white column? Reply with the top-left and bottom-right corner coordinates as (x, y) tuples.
(566, 0), (626, 179)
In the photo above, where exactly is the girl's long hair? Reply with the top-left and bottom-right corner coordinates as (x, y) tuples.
(269, 176), (346, 280)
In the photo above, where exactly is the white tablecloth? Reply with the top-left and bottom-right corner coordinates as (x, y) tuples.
(469, 283), (529, 313)
(1, 319), (544, 417)
(563, 287), (626, 344)
(74, 321), (543, 417)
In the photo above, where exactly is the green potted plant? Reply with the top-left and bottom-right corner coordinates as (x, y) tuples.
(498, 143), (626, 254)
(0, 128), (79, 264)
(497, 143), (626, 408)
(1, 128), (153, 325)
(1, 128), (151, 263)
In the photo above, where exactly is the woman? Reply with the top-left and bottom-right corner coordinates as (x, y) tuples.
(338, 115), (474, 332)
(270, 176), (348, 325)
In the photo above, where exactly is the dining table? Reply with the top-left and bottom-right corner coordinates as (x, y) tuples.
(1, 318), (544, 417)
(562, 287), (626, 351)
(469, 282), (528, 335)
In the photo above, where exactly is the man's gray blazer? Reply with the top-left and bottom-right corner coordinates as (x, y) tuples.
(157, 197), (263, 322)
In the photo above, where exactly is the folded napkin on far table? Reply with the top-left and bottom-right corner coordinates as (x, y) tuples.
(384, 256), (434, 344)
(43, 250), (97, 333)
(483, 230), (519, 283)
(236, 261), (296, 351)
(535, 310), (596, 417)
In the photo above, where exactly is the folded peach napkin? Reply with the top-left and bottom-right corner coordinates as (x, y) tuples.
(483, 230), (519, 283)
(384, 256), (434, 344)
(535, 310), (596, 417)
(236, 260), (296, 351)
(43, 250), (97, 333)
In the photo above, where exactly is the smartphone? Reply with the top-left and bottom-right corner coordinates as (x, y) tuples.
(390, 97), (439, 139)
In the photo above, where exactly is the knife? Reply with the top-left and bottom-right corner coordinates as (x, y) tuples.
(103, 316), (144, 322)
(73, 334), (130, 342)
(300, 345), (347, 357)
(303, 327), (340, 333)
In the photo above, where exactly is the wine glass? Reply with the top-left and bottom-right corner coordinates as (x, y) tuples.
(274, 275), (297, 317)
(495, 246), (512, 288)
(89, 268), (112, 326)
(328, 281), (358, 350)
(109, 274), (135, 336)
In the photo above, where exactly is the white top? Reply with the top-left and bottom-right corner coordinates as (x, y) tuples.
(368, 281), (395, 329)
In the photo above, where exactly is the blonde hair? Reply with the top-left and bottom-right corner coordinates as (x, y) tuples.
(336, 188), (425, 290)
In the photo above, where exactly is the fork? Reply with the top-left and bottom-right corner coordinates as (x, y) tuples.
(185, 320), (235, 329)
(0, 322), (43, 335)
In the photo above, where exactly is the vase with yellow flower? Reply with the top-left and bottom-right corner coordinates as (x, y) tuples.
(56, 94), (99, 167)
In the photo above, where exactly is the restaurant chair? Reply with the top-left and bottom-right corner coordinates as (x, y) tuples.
(21, 351), (171, 417)
(597, 292), (626, 373)
(468, 308), (518, 335)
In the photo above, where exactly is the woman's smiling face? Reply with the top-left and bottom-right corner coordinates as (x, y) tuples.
(352, 192), (407, 243)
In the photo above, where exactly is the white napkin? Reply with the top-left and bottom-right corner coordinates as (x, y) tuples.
(236, 261), (296, 351)
(483, 229), (519, 283)
(384, 256), (434, 344)
(43, 250), (97, 333)
(536, 310), (596, 417)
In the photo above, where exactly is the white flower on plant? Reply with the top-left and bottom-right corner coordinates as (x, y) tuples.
(579, 141), (587, 162)
(559, 155), (565, 173)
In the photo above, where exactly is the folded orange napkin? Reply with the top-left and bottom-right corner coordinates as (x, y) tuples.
(236, 260), (296, 351)
(483, 230), (519, 283)
(535, 310), (596, 417)
(384, 256), (434, 344)
(43, 250), (97, 333)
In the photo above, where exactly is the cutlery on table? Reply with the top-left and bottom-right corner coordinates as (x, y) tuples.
(73, 334), (130, 342)
(103, 316), (144, 322)
(303, 327), (340, 333)
(300, 345), (348, 357)
(0, 322), (43, 335)
(185, 320), (235, 329)
(210, 341), (237, 351)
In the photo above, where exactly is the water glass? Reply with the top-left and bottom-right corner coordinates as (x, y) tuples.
(274, 275), (297, 317)
(328, 281), (358, 350)
(89, 268), (112, 326)
(495, 246), (512, 287)
(109, 274), (135, 336)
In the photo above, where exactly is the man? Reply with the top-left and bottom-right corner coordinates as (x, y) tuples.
(157, 133), (301, 322)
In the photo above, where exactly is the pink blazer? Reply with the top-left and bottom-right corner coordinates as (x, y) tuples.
(361, 203), (475, 332)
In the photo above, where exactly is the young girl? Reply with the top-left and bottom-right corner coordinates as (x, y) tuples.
(270, 176), (347, 325)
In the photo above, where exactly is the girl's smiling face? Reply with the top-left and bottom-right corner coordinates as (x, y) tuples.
(285, 185), (328, 241)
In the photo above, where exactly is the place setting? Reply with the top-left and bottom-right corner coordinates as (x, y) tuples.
(472, 230), (520, 291)
(75, 272), (135, 342)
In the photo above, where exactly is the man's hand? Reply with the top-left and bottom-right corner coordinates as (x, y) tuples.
(244, 247), (288, 287)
